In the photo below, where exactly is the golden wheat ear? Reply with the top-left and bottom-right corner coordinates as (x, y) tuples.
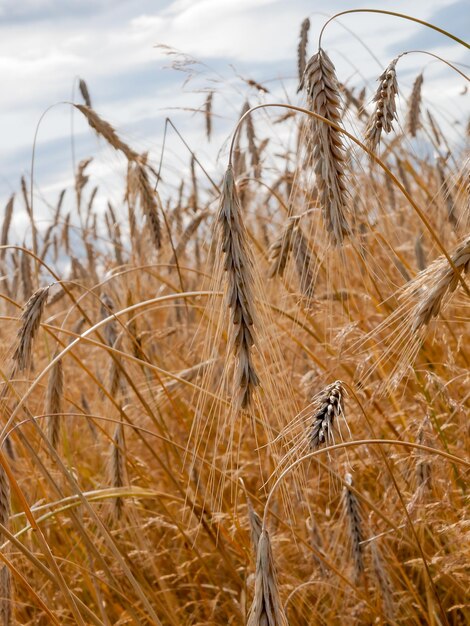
(365, 57), (399, 151)
(217, 164), (259, 409)
(247, 529), (288, 626)
(300, 49), (351, 245)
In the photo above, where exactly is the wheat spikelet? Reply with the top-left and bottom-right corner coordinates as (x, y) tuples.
(20, 250), (33, 300)
(436, 158), (457, 226)
(131, 161), (162, 250)
(12, 286), (49, 372)
(414, 235), (427, 271)
(343, 473), (365, 582)
(0, 196), (14, 261)
(75, 104), (138, 161)
(406, 235), (470, 332)
(309, 381), (345, 448)
(218, 165), (259, 409)
(205, 91), (213, 141)
(292, 223), (315, 298)
(247, 529), (288, 626)
(45, 357), (64, 450)
(78, 78), (92, 107)
(246, 494), (262, 555)
(300, 49), (351, 245)
(0, 566), (11, 626)
(371, 542), (395, 623)
(268, 217), (297, 278)
(365, 58), (399, 151)
(297, 17), (310, 86)
(407, 73), (423, 137)
(427, 109), (442, 146)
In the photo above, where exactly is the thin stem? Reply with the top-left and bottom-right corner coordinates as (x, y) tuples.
(318, 10), (469, 50)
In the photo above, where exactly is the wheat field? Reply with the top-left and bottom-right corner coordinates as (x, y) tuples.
(0, 9), (469, 625)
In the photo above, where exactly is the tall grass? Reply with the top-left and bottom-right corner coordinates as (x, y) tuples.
(0, 9), (468, 625)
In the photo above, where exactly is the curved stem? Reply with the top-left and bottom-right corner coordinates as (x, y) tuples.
(397, 49), (470, 81)
(262, 438), (468, 528)
(318, 10), (469, 50)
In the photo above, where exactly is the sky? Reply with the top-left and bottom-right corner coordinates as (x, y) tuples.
(0, 0), (468, 236)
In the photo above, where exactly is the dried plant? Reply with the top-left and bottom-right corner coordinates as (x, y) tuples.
(300, 49), (351, 244)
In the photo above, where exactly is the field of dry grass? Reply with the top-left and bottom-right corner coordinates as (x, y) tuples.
(0, 9), (469, 625)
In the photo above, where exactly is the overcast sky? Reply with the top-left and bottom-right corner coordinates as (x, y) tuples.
(0, 0), (468, 231)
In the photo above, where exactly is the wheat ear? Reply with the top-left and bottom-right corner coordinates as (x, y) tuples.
(297, 18), (310, 86)
(300, 49), (351, 244)
(75, 105), (138, 161)
(343, 473), (365, 582)
(247, 529), (288, 626)
(365, 57), (399, 151)
(218, 165), (259, 409)
(309, 381), (345, 448)
(407, 73), (423, 137)
(45, 357), (64, 450)
(406, 235), (470, 331)
(0, 196), (14, 261)
(12, 286), (49, 372)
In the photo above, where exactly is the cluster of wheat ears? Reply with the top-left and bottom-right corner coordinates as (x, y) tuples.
(0, 8), (469, 625)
